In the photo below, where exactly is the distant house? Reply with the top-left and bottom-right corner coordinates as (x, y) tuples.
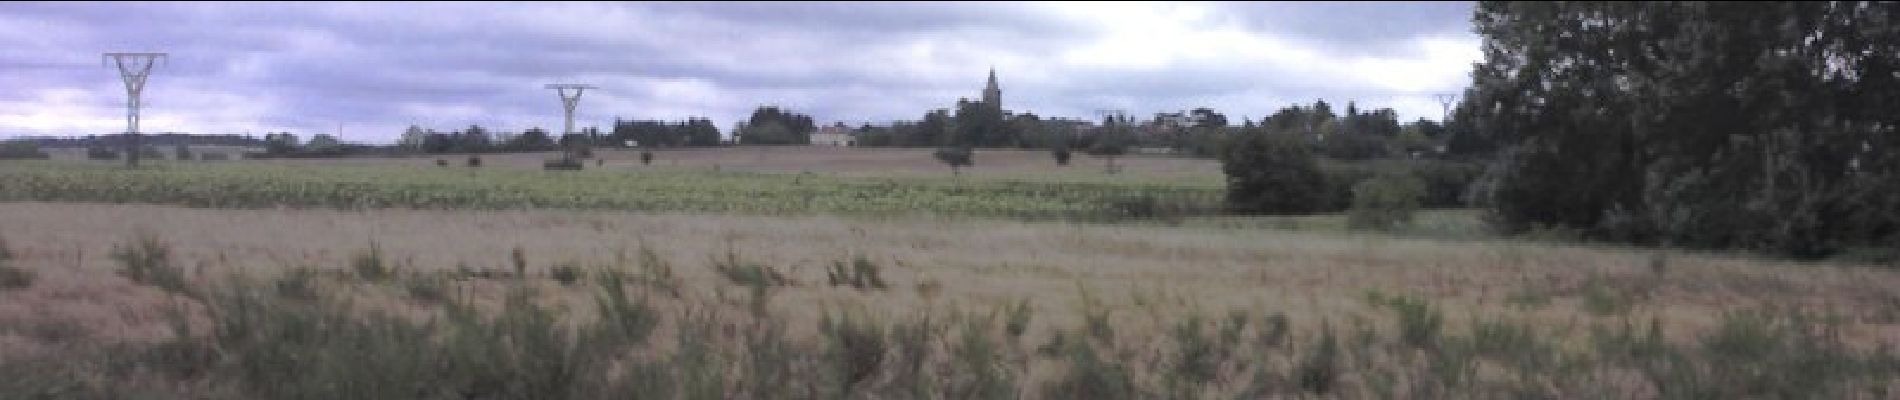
(811, 124), (854, 146)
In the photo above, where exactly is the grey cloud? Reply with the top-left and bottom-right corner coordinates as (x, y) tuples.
(0, 1), (1479, 142)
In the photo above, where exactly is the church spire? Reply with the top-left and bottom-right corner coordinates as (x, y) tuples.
(982, 66), (1001, 110)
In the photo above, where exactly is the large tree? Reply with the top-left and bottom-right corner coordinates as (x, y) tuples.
(1468, 1), (1900, 257)
(739, 106), (816, 145)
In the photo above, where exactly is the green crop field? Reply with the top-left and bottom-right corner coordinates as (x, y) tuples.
(0, 160), (1226, 220)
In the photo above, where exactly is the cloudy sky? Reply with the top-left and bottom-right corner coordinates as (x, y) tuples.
(0, 1), (1480, 143)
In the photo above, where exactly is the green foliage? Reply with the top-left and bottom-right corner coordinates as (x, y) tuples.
(820, 312), (887, 395)
(933, 146), (974, 175)
(549, 262), (583, 286)
(1321, 132), (1390, 160)
(1372, 294), (1443, 349)
(738, 107), (817, 145)
(0, 162), (1224, 221)
(826, 254), (888, 290)
(275, 267), (320, 300)
(1041, 329), (1138, 400)
(111, 232), (190, 296)
(1168, 314), (1218, 389)
(713, 247), (791, 287)
(1469, 1), (1900, 258)
(1220, 129), (1329, 214)
(402, 273), (447, 304)
(542, 157), (584, 170)
(1346, 172), (1426, 231)
(0, 140), (50, 159)
(1052, 147), (1072, 166)
(1003, 298), (1033, 339)
(946, 314), (1016, 400)
(350, 243), (393, 282)
(1297, 322), (1341, 394)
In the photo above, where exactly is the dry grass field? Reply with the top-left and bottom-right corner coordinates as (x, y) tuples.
(4, 201), (1898, 398)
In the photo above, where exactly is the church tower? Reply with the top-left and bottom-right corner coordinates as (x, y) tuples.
(982, 67), (1001, 111)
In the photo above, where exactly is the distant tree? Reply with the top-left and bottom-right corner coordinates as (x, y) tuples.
(684, 118), (723, 147)
(640, 151), (653, 165)
(1085, 121), (1131, 174)
(306, 134), (341, 153)
(86, 146), (118, 160)
(1220, 127), (1328, 214)
(1320, 132), (1389, 160)
(933, 146), (974, 176)
(0, 140), (49, 159)
(509, 127), (556, 151)
(1052, 147), (1072, 166)
(421, 132), (455, 154)
(1346, 173), (1426, 231)
(739, 106), (816, 145)
(457, 125), (492, 153)
(263, 133), (300, 155)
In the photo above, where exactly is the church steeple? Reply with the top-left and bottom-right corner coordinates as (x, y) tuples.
(982, 67), (1001, 110)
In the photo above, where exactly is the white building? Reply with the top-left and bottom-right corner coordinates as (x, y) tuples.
(810, 124), (854, 146)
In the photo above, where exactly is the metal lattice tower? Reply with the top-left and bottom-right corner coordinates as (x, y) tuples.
(1433, 93), (1459, 123)
(546, 83), (597, 161)
(105, 52), (167, 168)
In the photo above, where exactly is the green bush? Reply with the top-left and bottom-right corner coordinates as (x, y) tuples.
(350, 244), (393, 282)
(1346, 173), (1426, 231)
(111, 233), (190, 296)
(549, 262), (583, 286)
(1220, 131), (1328, 214)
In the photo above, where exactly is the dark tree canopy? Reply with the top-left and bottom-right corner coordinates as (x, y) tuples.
(1467, 1), (1900, 257)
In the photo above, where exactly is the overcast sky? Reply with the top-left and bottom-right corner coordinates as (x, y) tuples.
(0, 1), (1479, 143)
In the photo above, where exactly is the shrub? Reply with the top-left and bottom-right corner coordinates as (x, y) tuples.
(934, 146), (974, 175)
(511, 245), (528, 278)
(714, 248), (791, 287)
(1052, 147), (1072, 166)
(1221, 131), (1328, 214)
(1297, 322), (1340, 394)
(640, 151), (653, 165)
(820, 312), (887, 395)
(826, 255), (888, 290)
(434, 159), (448, 167)
(1346, 172), (1426, 231)
(111, 233), (190, 295)
(404, 273), (448, 304)
(466, 155), (482, 168)
(274, 267), (319, 300)
(350, 243), (393, 282)
(550, 262), (583, 286)
(1003, 298), (1033, 339)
